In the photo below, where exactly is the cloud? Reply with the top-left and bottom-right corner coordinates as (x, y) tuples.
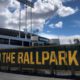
(55, 21), (63, 28)
(39, 33), (80, 44)
(0, 0), (78, 33)
(49, 21), (63, 28)
(39, 32), (80, 39)
(39, 33), (58, 39)
(59, 35), (80, 44)
(48, 24), (54, 28)
(57, 6), (78, 17)
(0, 0), (10, 9)
(0, 9), (10, 28)
(4, 0), (60, 32)
(0, 15), (8, 27)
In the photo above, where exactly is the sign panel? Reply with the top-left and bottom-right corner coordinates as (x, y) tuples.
(0, 45), (80, 70)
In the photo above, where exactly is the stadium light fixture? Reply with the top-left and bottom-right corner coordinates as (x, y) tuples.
(17, 0), (34, 7)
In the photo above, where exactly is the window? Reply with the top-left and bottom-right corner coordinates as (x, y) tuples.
(23, 41), (30, 46)
(38, 43), (44, 46)
(10, 40), (22, 46)
(0, 38), (9, 44)
(32, 42), (44, 46)
(33, 43), (39, 46)
(27, 35), (31, 39)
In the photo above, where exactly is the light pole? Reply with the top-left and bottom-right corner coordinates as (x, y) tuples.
(30, 7), (33, 34)
(19, 7), (21, 38)
(17, 0), (34, 38)
(25, 6), (28, 39)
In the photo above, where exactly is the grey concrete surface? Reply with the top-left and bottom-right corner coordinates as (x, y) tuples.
(0, 72), (71, 80)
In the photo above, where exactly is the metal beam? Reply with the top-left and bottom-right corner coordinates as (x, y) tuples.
(17, 0), (34, 7)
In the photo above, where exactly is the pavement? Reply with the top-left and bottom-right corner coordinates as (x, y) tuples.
(0, 72), (72, 80)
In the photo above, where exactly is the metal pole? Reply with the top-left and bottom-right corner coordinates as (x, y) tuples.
(30, 7), (32, 34)
(19, 8), (21, 38)
(30, 7), (33, 46)
(25, 6), (27, 38)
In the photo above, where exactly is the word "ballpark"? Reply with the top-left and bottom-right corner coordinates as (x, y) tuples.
(0, 50), (79, 66)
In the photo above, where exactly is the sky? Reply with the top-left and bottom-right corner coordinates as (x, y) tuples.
(0, 0), (80, 39)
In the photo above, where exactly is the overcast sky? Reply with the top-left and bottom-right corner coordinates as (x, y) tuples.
(0, 0), (80, 39)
